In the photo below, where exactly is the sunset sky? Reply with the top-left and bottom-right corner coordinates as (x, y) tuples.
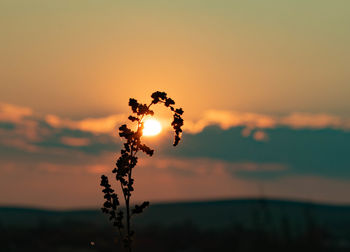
(1, 1), (350, 208)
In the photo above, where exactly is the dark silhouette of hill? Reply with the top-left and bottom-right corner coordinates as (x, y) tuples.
(1, 198), (349, 251)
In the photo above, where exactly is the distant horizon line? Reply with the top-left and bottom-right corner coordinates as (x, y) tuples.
(1, 196), (350, 211)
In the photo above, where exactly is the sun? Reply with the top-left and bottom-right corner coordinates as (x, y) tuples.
(143, 119), (162, 136)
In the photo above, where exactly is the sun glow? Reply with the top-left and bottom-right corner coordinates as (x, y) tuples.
(143, 119), (162, 136)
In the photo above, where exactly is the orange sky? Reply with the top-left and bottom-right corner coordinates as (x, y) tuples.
(1, 1), (350, 120)
(1, 1), (350, 208)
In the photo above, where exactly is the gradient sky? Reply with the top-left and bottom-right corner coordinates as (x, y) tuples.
(1, 1), (350, 208)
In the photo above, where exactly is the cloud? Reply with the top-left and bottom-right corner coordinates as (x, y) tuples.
(0, 154), (283, 207)
(253, 130), (268, 141)
(2, 101), (350, 141)
(139, 157), (287, 177)
(0, 103), (41, 151)
(1, 154), (349, 208)
(163, 126), (350, 179)
(0, 137), (39, 152)
(280, 112), (344, 129)
(185, 110), (350, 134)
(60, 137), (91, 147)
(0, 103), (32, 123)
(184, 110), (277, 133)
(45, 114), (127, 134)
(2, 102), (350, 207)
(0, 103), (120, 154)
(35, 162), (110, 175)
(1, 102), (349, 181)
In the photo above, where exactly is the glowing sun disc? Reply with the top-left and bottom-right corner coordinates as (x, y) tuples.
(143, 119), (162, 136)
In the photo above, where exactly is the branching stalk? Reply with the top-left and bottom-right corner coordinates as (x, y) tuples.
(100, 91), (184, 251)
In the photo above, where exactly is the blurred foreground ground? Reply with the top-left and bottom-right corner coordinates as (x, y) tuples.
(1, 199), (349, 251)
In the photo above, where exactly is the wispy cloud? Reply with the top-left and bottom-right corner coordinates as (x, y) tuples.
(60, 136), (91, 147)
(0, 103), (32, 123)
(1, 154), (349, 208)
(45, 114), (126, 134)
(139, 157), (287, 177)
(185, 110), (350, 134)
(3, 102), (349, 142)
(184, 110), (277, 133)
(1, 102), (349, 182)
(0, 103), (122, 153)
(280, 112), (345, 129)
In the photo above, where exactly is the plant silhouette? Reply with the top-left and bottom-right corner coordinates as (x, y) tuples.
(100, 91), (184, 251)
